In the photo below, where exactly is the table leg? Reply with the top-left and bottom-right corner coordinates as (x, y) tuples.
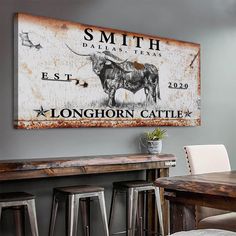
(146, 168), (169, 236)
(137, 192), (144, 236)
(159, 169), (169, 235)
(146, 169), (159, 235)
(13, 206), (25, 236)
(80, 198), (90, 236)
(169, 201), (196, 234)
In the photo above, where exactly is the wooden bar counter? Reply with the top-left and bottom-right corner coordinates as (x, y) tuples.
(0, 153), (176, 235)
(0, 153), (176, 181)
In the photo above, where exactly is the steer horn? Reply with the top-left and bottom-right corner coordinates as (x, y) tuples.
(105, 57), (128, 65)
(102, 51), (127, 64)
(102, 51), (123, 61)
(65, 44), (91, 57)
(116, 59), (128, 64)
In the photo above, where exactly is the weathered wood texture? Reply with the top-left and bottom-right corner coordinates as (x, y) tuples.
(0, 153), (176, 181)
(160, 168), (169, 235)
(155, 171), (236, 198)
(155, 171), (236, 234)
(165, 191), (236, 212)
(146, 169), (159, 234)
(169, 201), (196, 233)
(146, 168), (169, 236)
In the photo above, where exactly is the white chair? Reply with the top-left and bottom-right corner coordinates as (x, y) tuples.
(184, 144), (236, 232)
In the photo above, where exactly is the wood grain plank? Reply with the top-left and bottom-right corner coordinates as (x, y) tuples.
(169, 200), (196, 234)
(155, 171), (236, 198)
(0, 153), (176, 181)
(165, 191), (236, 212)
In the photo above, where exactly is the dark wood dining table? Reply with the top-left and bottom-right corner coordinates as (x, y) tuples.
(0, 153), (176, 235)
(155, 171), (236, 235)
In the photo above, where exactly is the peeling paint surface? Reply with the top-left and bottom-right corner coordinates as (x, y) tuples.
(14, 13), (201, 129)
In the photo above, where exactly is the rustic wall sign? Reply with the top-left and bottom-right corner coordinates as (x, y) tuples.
(14, 13), (201, 129)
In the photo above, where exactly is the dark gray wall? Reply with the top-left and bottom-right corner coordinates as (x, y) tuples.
(0, 0), (236, 235)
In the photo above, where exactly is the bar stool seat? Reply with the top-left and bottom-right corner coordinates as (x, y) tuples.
(55, 185), (104, 194)
(109, 180), (164, 236)
(113, 180), (154, 188)
(49, 185), (109, 236)
(0, 192), (39, 236)
(0, 192), (35, 202)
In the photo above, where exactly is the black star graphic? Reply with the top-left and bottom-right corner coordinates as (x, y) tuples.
(184, 110), (192, 118)
(34, 106), (49, 117)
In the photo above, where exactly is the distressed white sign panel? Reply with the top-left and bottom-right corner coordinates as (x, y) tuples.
(14, 13), (201, 129)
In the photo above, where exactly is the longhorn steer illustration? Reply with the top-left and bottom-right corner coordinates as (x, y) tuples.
(66, 44), (160, 107)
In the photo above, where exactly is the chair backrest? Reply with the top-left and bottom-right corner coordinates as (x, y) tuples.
(184, 144), (231, 222)
(184, 144), (231, 175)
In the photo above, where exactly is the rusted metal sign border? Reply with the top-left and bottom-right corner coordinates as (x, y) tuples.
(14, 13), (201, 129)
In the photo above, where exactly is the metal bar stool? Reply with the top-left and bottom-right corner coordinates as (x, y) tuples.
(0, 192), (39, 236)
(49, 185), (109, 236)
(109, 180), (164, 236)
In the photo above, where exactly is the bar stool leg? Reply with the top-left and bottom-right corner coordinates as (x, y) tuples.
(108, 188), (118, 233)
(49, 195), (59, 236)
(98, 191), (109, 236)
(26, 199), (39, 236)
(154, 187), (164, 236)
(127, 188), (134, 236)
(67, 195), (80, 236)
(14, 206), (25, 236)
(131, 190), (139, 236)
